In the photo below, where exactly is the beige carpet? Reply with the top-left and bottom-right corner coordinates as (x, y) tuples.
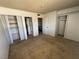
(9, 35), (79, 59)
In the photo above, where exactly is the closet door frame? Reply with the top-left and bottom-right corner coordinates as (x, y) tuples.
(2, 15), (28, 44)
(21, 16), (27, 40)
(17, 16), (27, 40)
(5, 15), (13, 43)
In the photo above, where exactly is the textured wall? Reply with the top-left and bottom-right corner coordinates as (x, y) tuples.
(0, 16), (9, 59)
(64, 12), (79, 41)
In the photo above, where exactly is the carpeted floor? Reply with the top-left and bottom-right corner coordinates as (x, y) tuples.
(9, 35), (79, 59)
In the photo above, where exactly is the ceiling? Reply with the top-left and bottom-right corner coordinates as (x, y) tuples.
(0, 0), (79, 13)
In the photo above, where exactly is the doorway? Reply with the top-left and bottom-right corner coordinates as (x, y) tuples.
(25, 17), (33, 38)
(57, 15), (67, 37)
(8, 15), (20, 43)
(38, 18), (43, 35)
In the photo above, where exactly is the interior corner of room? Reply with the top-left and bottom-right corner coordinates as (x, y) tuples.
(0, 1), (79, 59)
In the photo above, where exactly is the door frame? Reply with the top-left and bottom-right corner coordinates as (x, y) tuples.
(38, 18), (43, 35)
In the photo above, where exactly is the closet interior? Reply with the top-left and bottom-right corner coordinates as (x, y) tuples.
(8, 15), (20, 42)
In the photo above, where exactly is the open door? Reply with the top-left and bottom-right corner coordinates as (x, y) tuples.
(38, 18), (43, 35)
(25, 17), (33, 38)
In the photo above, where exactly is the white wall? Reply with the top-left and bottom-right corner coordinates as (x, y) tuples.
(0, 7), (39, 39)
(0, 17), (9, 59)
(32, 16), (39, 36)
(43, 11), (57, 36)
(64, 12), (79, 41)
(56, 6), (79, 41)
(1, 6), (79, 42)
(0, 7), (36, 16)
(0, 16), (11, 43)
(57, 6), (79, 15)
(17, 16), (25, 40)
(43, 6), (79, 42)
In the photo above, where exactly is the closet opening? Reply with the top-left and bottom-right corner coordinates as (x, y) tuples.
(56, 15), (67, 37)
(25, 17), (33, 38)
(38, 18), (43, 35)
(8, 15), (20, 43)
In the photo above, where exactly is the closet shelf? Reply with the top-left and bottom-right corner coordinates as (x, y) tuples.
(10, 27), (18, 29)
(12, 32), (19, 35)
(9, 23), (17, 25)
